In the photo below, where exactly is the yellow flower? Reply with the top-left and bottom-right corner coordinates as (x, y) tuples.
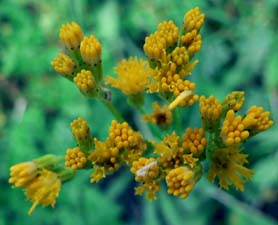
(89, 138), (121, 182)
(143, 34), (167, 60)
(9, 161), (38, 188)
(207, 146), (253, 191)
(199, 95), (222, 131)
(154, 132), (186, 172)
(65, 147), (87, 170)
(90, 166), (106, 183)
(80, 35), (102, 65)
(167, 46), (189, 66)
(25, 169), (61, 215)
(59, 22), (83, 50)
(144, 102), (172, 127)
(108, 120), (135, 149)
(157, 20), (179, 47)
(70, 117), (92, 151)
(181, 30), (202, 55)
(183, 153), (199, 168)
(166, 166), (195, 199)
(106, 57), (151, 95)
(224, 91), (245, 112)
(181, 128), (207, 155)
(242, 105), (273, 135)
(108, 120), (146, 164)
(221, 110), (249, 145)
(144, 20), (179, 60)
(183, 7), (205, 31)
(135, 180), (160, 200)
(153, 132), (180, 157)
(51, 53), (76, 77)
(73, 69), (96, 96)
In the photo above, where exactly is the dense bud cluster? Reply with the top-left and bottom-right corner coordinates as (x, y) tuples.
(166, 166), (195, 198)
(221, 110), (250, 145)
(224, 91), (245, 112)
(51, 53), (76, 78)
(80, 35), (102, 65)
(181, 128), (207, 155)
(65, 147), (87, 170)
(59, 22), (83, 50)
(73, 69), (96, 96)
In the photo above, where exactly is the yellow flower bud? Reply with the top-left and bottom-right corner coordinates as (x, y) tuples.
(65, 147), (87, 170)
(59, 22), (83, 50)
(70, 117), (92, 151)
(242, 106), (273, 134)
(182, 128), (207, 154)
(221, 110), (249, 145)
(51, 53), (76, 77)
(166, 166), (195, 199)
(199, 95), (222, 131)
(9, 161), (38, 188)
(73, 69), (96, 96)
(80, 35), (102, 65)
(183, 7), (205, 31)
(224, 91), (245, 112)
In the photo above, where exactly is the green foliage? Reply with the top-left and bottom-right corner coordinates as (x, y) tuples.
(0, 0), (277, 225)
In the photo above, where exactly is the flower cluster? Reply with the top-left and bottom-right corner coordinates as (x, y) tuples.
(52, 22), (103, 97)
(145, 9), (203, 108)
(9, 7), (273, 215)
(200, 92), (273, 190)
(88, 120), (146, 182)
(9, 155), (74, 214)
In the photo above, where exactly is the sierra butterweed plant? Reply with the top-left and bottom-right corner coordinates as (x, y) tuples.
(9, 7), (273, 215)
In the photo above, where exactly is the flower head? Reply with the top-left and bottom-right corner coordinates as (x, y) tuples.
(242, 105), (273, 135)
(224, 91), (245, 112)
(73, 69), (96, 96)
(199, 95), (222, 131)
(9, 161), (38, 188)
(207, 146), (253, 191)
(65, 147), (88, 170)
(181, 128), (207, 155)
(221, 110), (249, 145)
(59, 22), (83, 50)
(144, 20), (179, 60)
(167, 46), (189, 66)
(80, 35), (102, 65)
(106, 57), (151, 95)
(70, 117), (92, 151)
(25, 169), (61, 215)
(89, 138), (121, 182)
(183, 7), (205, 31)
(144, 102), (172, 127)
(51, 53), (76, 78)
(166, 166), (195, 199)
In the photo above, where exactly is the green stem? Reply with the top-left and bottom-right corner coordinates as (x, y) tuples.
(207, 133), (215, 160)
(100, 98), (124, 122)
(57, 167), (76, 182)
(34, 154), (64, 169)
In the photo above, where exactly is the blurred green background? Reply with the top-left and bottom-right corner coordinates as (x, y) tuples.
(0, 0), (277, 225)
